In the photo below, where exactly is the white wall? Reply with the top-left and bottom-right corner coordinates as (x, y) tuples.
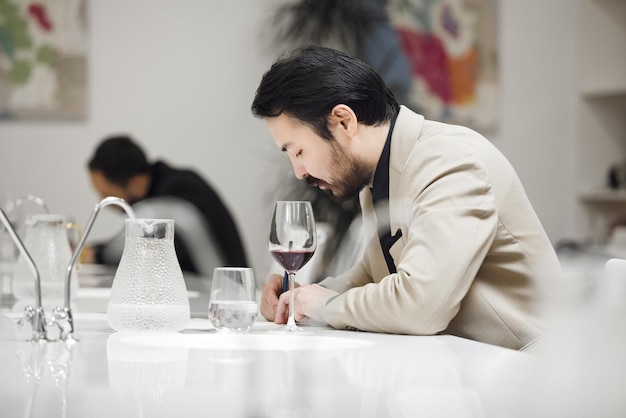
(0, 0), (285, 278)
(0, 0), (583, 280)
(493, 0), (579, 242)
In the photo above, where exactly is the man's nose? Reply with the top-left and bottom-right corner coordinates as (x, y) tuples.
(291, 159), (308, 180)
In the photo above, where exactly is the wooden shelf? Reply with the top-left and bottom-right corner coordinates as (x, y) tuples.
(580, 188), (626, 243)
(581, 85), (626, 99)
(580, 188), (626, 204)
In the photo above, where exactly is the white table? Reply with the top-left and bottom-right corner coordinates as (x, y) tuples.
(11, 264), (601, 417)
(5, 263), (626, 417)
(0, 309), (538, 418)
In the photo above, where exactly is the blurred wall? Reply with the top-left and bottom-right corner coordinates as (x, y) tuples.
(0, 0), (581, 280)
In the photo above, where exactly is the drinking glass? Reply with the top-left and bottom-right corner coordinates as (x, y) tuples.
(12, 214), (81, 309)
(208, 267), (258, 332)
(268, 201), (317, 333)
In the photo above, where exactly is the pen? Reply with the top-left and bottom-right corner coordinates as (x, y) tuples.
(281, 271), (288, 294)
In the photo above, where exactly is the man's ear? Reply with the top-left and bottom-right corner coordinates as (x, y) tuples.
(329, 104), (358, 138)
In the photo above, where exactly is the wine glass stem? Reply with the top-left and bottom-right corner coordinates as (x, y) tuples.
(287, 272), (296, 327)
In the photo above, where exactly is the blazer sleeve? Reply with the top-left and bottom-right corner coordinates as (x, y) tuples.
(322, 137), (499, 335)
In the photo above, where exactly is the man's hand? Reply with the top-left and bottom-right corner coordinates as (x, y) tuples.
(275, 284), (338, 324)
(260, 273), (300, 321)
(80, 246), (96, 264)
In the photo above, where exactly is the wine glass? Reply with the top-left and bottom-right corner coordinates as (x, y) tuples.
(268, 201), (317, 333)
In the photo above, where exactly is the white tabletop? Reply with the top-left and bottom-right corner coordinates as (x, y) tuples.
(0, 310), (536, 418)
(3, 261), (626, 417)
(0, 264), (541, 417)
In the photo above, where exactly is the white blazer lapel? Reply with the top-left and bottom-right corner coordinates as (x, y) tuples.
(388, 106), (425, 234)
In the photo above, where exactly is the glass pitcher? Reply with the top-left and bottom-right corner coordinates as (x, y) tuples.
(107, 219), (190, 332)
(12, 214), (80, 308)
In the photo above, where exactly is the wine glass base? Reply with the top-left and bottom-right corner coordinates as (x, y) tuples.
(268, 323), (312, 335)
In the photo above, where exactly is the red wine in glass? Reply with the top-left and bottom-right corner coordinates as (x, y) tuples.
(270, 249), (315, 273)
(268, 201), (317, 333)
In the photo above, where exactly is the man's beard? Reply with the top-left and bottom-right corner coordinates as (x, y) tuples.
(304, 142), (372, 202)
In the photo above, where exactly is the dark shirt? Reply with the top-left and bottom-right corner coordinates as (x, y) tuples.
(371, 114), (401, 274)
(147, 161), (249, 270)
(96, 161), (248, 273)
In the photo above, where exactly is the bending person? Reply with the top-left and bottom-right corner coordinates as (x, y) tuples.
(252, 46), (562, 351)
(84, 135), (248, 275)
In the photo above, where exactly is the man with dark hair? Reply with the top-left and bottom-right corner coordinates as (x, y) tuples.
(85, 135), (249, 275)
(252, 45), (562, 350)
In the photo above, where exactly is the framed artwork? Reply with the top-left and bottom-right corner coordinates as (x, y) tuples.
(0, 0), (88, 120)
(388, 0), (500, 133)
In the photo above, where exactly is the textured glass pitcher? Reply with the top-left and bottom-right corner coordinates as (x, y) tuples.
(12, 214), (80, 308)
(107, 219), (190, 332)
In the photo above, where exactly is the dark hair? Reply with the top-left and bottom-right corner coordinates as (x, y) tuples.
(251, 45), (399, 140)
(87, 135), (150, 186)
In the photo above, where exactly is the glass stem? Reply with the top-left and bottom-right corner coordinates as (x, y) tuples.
(287, 272), (296, 327)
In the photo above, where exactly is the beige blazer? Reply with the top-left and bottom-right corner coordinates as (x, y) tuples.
(320, 106), (562, 350)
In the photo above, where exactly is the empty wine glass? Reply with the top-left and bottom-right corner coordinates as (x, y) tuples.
(268, 201), (317, 333)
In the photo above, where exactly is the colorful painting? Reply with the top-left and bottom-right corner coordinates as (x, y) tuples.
(0, 0), (88, 120)
(388, 0), (499, 132)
